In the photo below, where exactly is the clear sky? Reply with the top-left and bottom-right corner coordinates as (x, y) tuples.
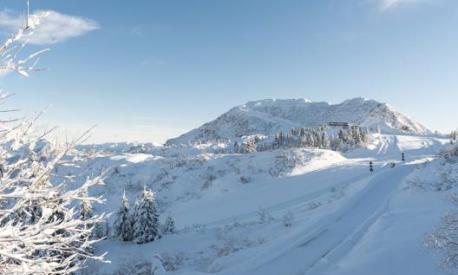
(0, 0), (457, 143)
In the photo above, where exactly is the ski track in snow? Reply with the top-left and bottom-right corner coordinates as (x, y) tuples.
(236, 165), (413, 275)
(204, 170), (367, 228)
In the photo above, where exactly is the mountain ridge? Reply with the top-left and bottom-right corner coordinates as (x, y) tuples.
(167, 97), (431, 145)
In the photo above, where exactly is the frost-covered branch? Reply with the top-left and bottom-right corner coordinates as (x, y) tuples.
(0, 6), (50, 77)
(0, 120), (109, 274)
(0, 3), (107, 274)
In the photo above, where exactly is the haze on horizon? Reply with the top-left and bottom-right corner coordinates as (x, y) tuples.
(0, 0), (457, 144)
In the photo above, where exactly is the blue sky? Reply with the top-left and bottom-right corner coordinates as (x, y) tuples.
(0, 0), (457, 143)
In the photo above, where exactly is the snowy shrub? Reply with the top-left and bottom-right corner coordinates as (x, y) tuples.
(113, 166), (121, 174)
(179, 223), (207, 234)
(151, 255), (167, 275)
(329, 185), (345, 201)
(212, 234), (265, 258)
(426, 212), (458, 268)
(240, 175), (251, 184)
(113, 259), (165, 275)
(217, 168), (226, 177)
(93, 220), (110, 239)
(269, 150), (308, 177)
(439, 170), (457, 191)
(161, 252), (185, 271)
(176, 191), (202, 203)
(269, 154), (289, 177)
(153, 168), (169, 184)
(202, 173), (217, 190)
(192, 223), (207, 232)
(427, 194), (458, 270)
(404, 160), (458, 191)
(0, 123), (108, 274)
(257, 207), (274, 224)
(282, 211), (295, 227)
(307, 201), (322, 210)
(110, 255), (167, 275)
(215, 237), (244, 257)
(442, 145), (458, 163)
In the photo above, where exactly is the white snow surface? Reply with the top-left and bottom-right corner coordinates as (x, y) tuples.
(60, 132), (458, 275)
(167, 98), (431, 145)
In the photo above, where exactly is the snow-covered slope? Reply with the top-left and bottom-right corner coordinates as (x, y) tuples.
(167, 98), (431, 145)
(71, 134), (454, 275)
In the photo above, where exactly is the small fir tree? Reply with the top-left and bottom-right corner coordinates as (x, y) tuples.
(113, 191), (133, 241)
(132, 187), (160, 244)
(162, 215), (176, 235)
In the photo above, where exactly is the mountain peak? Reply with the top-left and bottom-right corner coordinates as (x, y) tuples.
(341, 97), (373, 104)
(167, 98), (430, 145)
(243, 98), (313, 107)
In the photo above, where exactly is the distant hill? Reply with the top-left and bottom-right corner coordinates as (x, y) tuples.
(167, 97), (431, 145)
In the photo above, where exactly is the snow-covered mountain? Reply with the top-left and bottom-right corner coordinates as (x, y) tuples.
(167, 98), (431, 145)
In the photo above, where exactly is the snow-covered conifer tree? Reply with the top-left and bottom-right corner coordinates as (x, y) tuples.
(132, 187), (160, 244)
(233, 141), (240, 153)
(162, 215), (176, 235)
(306, 132), (314, 147)
(241, 138), (257, 154)
(451, 130), (457, 141)
(113, 191), (133, 241)
(321, 132), (330, 148)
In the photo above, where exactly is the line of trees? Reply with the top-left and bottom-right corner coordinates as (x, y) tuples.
(451, 130), (457, 142)
(233, 126), (369, 154)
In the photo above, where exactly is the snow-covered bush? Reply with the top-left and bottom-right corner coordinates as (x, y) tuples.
(269, 150), (308, 177)
(442, 145), (458, 163)
(0, 8), (107, 274)
(150, 254), (167, 275)
(0, 119), (108, 274)
(427, 194), (458, 270)
(160, 252), (185, 271)
(282, 211), (295, 227)
(404, 148), (458, 191)
(239, 175), (251, 184)
(213, 233), (264, 260)
(202, 169), (217, 190)
(113, 260), (154, 275)
(257, 207), (274, 224)
(93, 220), (110, 239)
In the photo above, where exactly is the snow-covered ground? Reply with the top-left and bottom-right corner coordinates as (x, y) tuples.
(69, 134), (457, 275)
